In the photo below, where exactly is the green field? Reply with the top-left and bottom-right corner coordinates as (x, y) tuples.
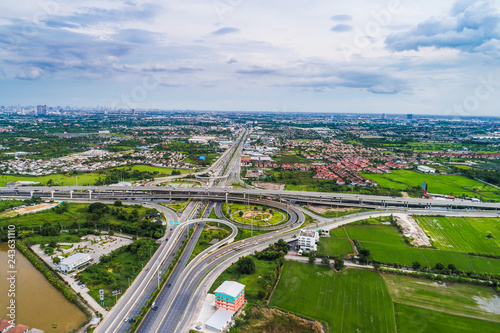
(382, 274), (500, 323)
(0, 199), (26, 212)
(115, 164), (190, 175)
(274, 154), (312, 165)
(0, 202), (165, 241)
(0, 173), (101, 186)
(210, 255), (280, 305)
(0, 165), (191, 187)
(395, 303), (500, 333)
(416, 216), (500, 255)
(362, 170), (500, 201)
(317, 228), (354, 258)
(270, 262), (396, 333)
(344, 222), (500, 274)
(190, 225), (230, 261)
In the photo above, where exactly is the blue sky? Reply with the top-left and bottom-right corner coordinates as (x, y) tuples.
(0, 0), (499, 115)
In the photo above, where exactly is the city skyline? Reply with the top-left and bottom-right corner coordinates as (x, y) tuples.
(1, 0), (499, 115)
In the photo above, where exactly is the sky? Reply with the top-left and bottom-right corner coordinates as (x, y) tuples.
(0, 0), (499, 116)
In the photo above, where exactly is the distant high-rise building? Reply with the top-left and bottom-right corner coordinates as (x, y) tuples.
(382, 113), (387, 119)
(407, 114), (413, 120)
(37, 105), (47, 115)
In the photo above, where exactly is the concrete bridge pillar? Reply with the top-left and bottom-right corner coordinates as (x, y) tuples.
(30, 191), (34, 198)
(225, 192), (228, 204)
(88, 190), (92, 200)
(70, 190), (74, 199)
(51, 191), (54, 199)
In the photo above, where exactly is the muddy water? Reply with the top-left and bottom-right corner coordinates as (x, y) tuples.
(0, 243), (87, 332)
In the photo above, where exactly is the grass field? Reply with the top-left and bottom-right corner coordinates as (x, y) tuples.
(210, 255), (279, 305)
(274, 154), (312, 165)
(0, 165), (191, 187)
(303, 206), (365, 219)
(416, 216), (500, 256)
(382, 274), (500, 323)
(270, 262), (396, 333)
(395, 303), (500, 333)
(344, 222), (500, 274)
(189, 225), (229, 261)
(0, 173), (101, 186)
(362, 170), (500, 201)
(317, 228), (354, 258)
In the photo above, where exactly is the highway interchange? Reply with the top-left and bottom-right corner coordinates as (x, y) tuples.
(2, 128), (500, 332)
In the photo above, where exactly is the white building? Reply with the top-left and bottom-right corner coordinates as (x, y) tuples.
(298, 229), (319, 251)
(417, 165), (436, 173)
(59, 253), (92, 272)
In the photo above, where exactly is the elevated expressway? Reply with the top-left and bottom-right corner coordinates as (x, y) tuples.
(3, 186), (500, 211)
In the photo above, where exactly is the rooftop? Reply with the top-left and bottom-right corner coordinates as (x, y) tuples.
(214, 281), (245, 298)
(5, 324), (30, 333)
(300, 230), (317, 238)
(60, 253), (91, 266)
(205, 308), (234, 331)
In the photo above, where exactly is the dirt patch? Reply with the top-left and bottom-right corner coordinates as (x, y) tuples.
(474, 295), (500, 314)
(307, 204), (358, 215)
(394, 213), (432, 247)
(252, 181), (285, 191)
(3, 203), (58, 216)
(401, 191), (410, 198)
(238, 307), (325, 333)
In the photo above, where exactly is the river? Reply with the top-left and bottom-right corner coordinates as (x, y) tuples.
(0, 243), (87, 332)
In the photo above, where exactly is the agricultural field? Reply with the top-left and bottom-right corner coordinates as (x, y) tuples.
(343, 220), (500, 275)
(416, 216), (500, 256)
(362, 170), (500, 201)
(270, 262), (396, 333)
(382, 274), (500, 323)
(395, 303), (500, 333)
(317, 228), (354, 258)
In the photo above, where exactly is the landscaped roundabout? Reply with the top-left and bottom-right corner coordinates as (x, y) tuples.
(223, 202), (288, 226)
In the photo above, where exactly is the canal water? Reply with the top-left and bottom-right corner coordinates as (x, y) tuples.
(0, 243), (87, 332)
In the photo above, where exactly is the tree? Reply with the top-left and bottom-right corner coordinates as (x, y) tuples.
(373, 263), (381, 270)
(308, 251), (316, 264)
(412, 261), (422, 271)
(448, 264), (457, 273)
(41, 222), (59, 236)
(334, 258), (345, 271)
(321, 257), (330, 265)
(236, 256), (255, 274)
(53, 256), (60, 264)
(435, 262), (445, 271)
(238, 211), (243, 217)
(359, 249), (370, 257)
(114, 200), (123, 207)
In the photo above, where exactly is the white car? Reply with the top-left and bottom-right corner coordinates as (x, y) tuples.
(124, 317), (129, 322)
